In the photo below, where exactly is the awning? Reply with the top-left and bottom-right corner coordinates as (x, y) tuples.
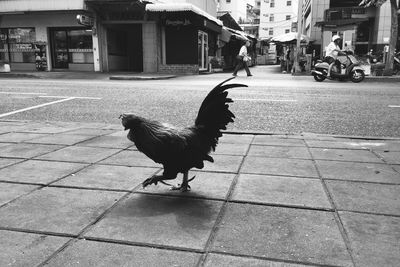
(315, 18), (368, 28)
(145, 3), (222, 26)
(224, 27), (249, 41)
(271, 32), (309, 44)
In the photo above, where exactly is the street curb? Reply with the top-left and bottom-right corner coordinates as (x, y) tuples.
(109, 75), (177, 80)
(1, 119), (398, 141)
(0, 73), (41, 79)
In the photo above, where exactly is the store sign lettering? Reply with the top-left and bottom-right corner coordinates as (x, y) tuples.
(16, 43), (32, 49)
(166, 19), (191, 26)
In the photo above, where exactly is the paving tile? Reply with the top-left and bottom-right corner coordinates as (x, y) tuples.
(0, 158), (23, 169)
(326, 180), (400, 215)
(305, 140), (369, 150)
(340, 211), (400, 267)
(211, 203), (352, 266)
(45, 239), (200, 267)
(19, 125), (77, 134)
(0, 143), (63, 158)
(248, 145), (311, 159)
(25, 134), (94, 145)
(0, 160), (87, 184)
(203, 154), (243, 173)
(55, 165), (158, 190)
(86, 194), (222, 250)
(310, 148), (383, 163)
(0, 187), (124, 234)
(241, 157), (318, 178)
(0, 132), (49, 142)
(213, 142), (249, 155)
(316, 160), (400, 184)
(100, 150), (161, 167)
(253, 136), (306, 147)
(376, 151), (400, 164)
(76, 135), (133, 149)
(62, 128), (116, 136)
(0, 183), (39, 206)
(36, 146), (120, 164)
(204, 253), (314, 267)
(231, 174), (331, 209)
(219, 134), (254, 144)
(0, 230), (69, 267)
(137, 171), (235, 200)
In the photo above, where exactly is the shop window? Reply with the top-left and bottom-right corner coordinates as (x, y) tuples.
(0, 28), (36, 63)
(165, 25), (197, 64)
(68, 29), (93, 63)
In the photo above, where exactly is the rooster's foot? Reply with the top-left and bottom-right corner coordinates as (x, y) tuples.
(171, 175), (195, 192)
(142, 175), (164, 188)
(171, 183), (191, 192)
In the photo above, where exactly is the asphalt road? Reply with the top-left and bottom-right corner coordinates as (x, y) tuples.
(1, 66), (399, 137)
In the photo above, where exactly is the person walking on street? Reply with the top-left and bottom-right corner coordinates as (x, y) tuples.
(232, 40), (252, 77)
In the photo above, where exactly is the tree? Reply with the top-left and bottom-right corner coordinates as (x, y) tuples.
(359, 0), (399, 76)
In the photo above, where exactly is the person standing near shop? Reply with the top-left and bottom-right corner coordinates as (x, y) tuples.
(232, 40), (252, 77)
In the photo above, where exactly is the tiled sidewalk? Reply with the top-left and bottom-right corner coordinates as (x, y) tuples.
(0, 120), (399, 267)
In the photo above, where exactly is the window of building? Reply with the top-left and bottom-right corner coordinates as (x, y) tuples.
(264, 0), (269, 3)
(269, 28), (274, 35)
(285, 29), (290, 33)
(263, 13), (269, 17)
(270, 0), (275, 7)
(287, 0), (292, 6)
(286, 15), (291, 20)
(269, 14), (274, 22)
(226, 0), (231, 3)
(0, 28), (36, 63)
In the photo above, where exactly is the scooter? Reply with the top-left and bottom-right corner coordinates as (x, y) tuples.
(311, 52), (365, 83)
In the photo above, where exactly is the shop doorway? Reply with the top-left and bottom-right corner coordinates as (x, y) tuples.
(198, 31), (208, 71)
(106, 24), (143, 72)
(50, 30), (69, 69)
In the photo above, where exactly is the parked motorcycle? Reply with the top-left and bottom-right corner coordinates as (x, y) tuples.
(311, 52), (365, 83)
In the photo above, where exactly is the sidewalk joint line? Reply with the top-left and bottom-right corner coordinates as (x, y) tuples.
(197, 135), (255, 267)
(304, 141), (357, 266)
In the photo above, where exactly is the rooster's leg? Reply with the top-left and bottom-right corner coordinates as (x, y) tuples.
(171, 171), (195, 192)
(142, 174), (174, 188)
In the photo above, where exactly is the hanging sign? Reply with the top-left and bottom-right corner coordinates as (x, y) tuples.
(76, 14), (94, 27)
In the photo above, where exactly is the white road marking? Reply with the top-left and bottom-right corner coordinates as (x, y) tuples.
(38, 95), (102, 100)
(388, 105), (400, 108)
(234, 98), (297, 102)
(0, 97), (76, 118)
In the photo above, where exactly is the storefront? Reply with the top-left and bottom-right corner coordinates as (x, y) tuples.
(146, 3), (222, 74)
(0, 12), (95, 71)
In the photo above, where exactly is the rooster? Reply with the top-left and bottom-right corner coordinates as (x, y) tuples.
(120, 77), (247, 191)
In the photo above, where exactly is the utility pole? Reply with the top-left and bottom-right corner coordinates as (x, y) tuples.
(294, 0), (303, 74)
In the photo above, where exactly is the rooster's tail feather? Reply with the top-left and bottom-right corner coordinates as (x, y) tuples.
(195, 77), (247, 150)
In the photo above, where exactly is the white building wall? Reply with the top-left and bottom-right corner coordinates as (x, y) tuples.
(217, 0), (248, 22)
(0, 0), (85, 12)
(259, 0), (298, 39)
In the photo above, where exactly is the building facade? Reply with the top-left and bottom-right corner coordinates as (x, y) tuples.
(302, 0), (397, 58)
(259, 0), (298, 39)
(0, 0), (223, 74)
